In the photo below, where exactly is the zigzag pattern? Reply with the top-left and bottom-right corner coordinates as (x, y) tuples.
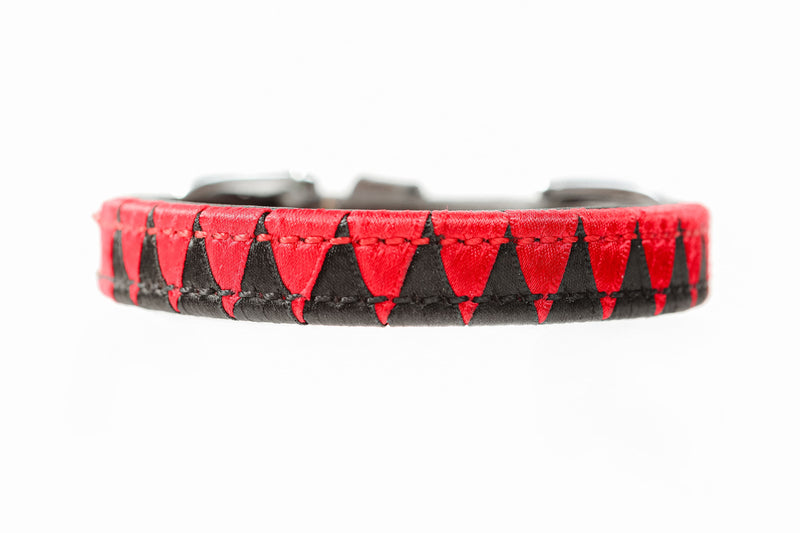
(97, 199), (709, 326)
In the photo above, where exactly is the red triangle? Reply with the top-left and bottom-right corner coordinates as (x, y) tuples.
(153, 202), (208, 312)
(654, 293), (667, 315)
(639, 206), (679, 293)
(119, 199), (157, 305)
(374, 300), (395, 325)
(97, 198), (128, 300)
(581, 207), (638, 301)
(347, 210), (429, 325)
(431, 211), (508, 325)
(200, 206), (267, 318)
(266, 208), (348, 323)
(673, 204), (709, 302)
(458, 301), (478, 325)
(168, 291), (181, 313)
(600, 296), (616, 320)
(291, 298), (306, 324)
(534, 299), (553, 324)
(508, 209), (580, 324)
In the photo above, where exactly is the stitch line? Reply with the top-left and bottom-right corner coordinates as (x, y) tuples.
(99, 275), (706, 305)
(97, 221), (704, 245)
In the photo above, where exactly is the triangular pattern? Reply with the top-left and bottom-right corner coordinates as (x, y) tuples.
(678, 204), (709, 307)
(546, 218), (603, 323)
(98, 198), (711, 326)
(581, 208), (638, 319)
(152, 201), (208, 312)
(470, 225), (538, 325)
(266, 208), (346, 323)
(609, 222), (655, 320)
(432, 211), (508, 324)
(697, 235), (709, 306)
(639, 206), (679, 315)
(111, 217), (133, 305)
(98, 198), (127, 300)
(508, 209), (580, 323)
(119, 200), (156, 305)
(348, 209), (429, 325)
(663, 221), (691, 315)
(304, 215), (381, 326)
(388, 216), (463, 326)
(234, 212), (298, 323)
(111, 203), (134, 304)
(199, 206), (267, 318)
(178, 213), (230, 319)
(137, 207), (174, 313)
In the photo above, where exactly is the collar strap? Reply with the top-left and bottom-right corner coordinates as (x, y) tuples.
(96, 182), (709, 326)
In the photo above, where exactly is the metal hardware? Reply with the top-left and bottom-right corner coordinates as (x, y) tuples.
(541, 178), (661, 208)
(182, 172), (320, 208)
(181, 173), (661, 210)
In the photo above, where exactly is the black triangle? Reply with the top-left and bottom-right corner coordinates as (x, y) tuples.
(178, 212), (230, 319)
(109, 203), (133, 305)
(546, 217), (603, 323)
(234, 212), (298, 323)
(137, 207), (173, 312)
(388, 215), (463, 326)
(696, 235), (709, 305)
(610, 221), (655, 319)
(303, 214), (382, 326)
(111, 228), (133, 306)
(663, 221), (692, 314)
(470, 225), (538, 325)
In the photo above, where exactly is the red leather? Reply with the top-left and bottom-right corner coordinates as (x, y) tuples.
(433, 211), (509, 324)
(347, 210), (430, 324)
(581, 208), (637, 319)
(508, 209), (580, 323)
(97, 199), (710, 325)
(152, 202), (208, 312)
(265, 208), (347, 323)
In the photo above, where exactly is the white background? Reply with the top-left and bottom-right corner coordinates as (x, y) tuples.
(1, 1), (798, 531)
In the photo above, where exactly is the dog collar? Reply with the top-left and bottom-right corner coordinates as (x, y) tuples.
(96, 176), (709, 326)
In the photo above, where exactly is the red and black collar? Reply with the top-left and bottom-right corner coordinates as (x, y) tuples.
(96, 177), (709, 326)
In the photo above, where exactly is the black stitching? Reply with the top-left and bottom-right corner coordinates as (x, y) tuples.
(99, 275), (707, 307)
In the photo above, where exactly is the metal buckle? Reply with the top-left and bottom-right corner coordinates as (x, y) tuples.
(182, 173), (660, 209)
(182, 172), (320, 208)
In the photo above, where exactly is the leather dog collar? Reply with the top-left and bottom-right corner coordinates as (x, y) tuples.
(96, 176), (709, 326)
